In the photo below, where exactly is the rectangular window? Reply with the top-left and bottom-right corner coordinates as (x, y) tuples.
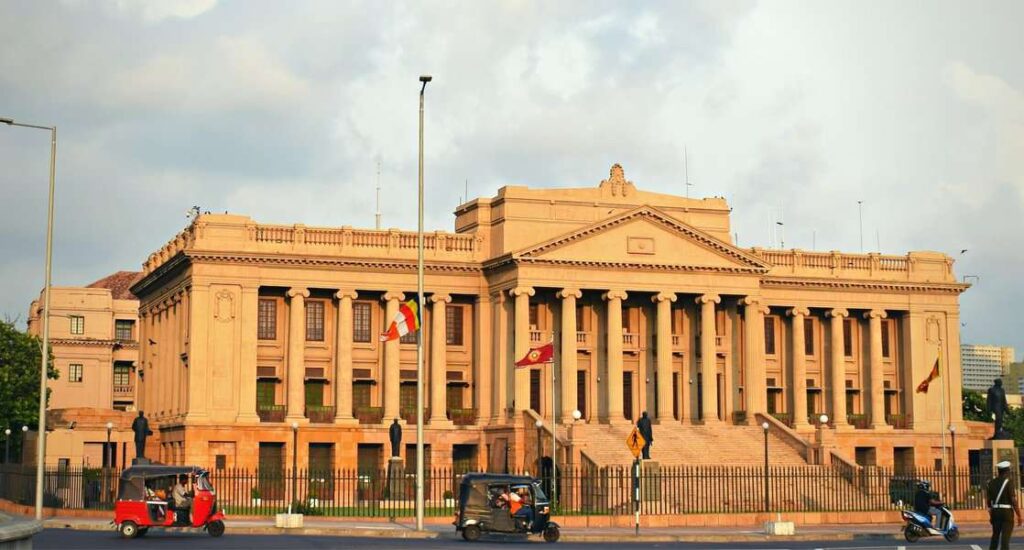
(530, 370), (541, 412)
(843, 319), (854, 357)
(529, 304), (539, 328)
(446, 384), (464, 413)
(804, 318), (815, 355)
(306, 301), (325, 341)
(305, 381), (324, 408)
(764, 317), (776, 355)
(622, 308), (632, 331)
(113, 365), (131, 386)
(353, 382), (372, 411)
(881, 319), (891, 358)
(215, 455), (226, 470)
(68, 363), (83, 383)
(352, 302), (372, 343)
(257, 380), (276, 407)
(258, 299), (277, 340)
(115, 320), (134, 340)
(400, 329), (418, 344)
(400, 383), (416, 415)
(69, 315), (84, 335)
(446, 305), (464, 346)
(576, 306), (585, 332)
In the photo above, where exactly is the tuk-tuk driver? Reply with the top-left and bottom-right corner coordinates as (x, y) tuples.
(172, 474), (193, 522)
(511, 486), (534, 528)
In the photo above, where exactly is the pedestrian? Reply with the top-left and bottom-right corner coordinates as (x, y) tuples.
(986, 460), (1022, 550)
(636, 411), (653, 460)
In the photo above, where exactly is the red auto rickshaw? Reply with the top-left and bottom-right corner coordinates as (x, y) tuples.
(114, 464), (225, 539)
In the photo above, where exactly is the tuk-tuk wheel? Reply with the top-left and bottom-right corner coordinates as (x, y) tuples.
(208, 520), (225, 537)
(543, 525), (560, 543)
(119, 521), (139, 539)
(462, 524), (481, 542)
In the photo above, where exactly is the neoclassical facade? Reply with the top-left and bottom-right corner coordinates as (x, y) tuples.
(131, 165), (974, 473)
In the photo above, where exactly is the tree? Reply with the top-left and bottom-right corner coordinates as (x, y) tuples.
(0, 320), (58, 451)
(962, 389), (989, 422)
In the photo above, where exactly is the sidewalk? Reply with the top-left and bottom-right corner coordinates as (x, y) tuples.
(37, 514), (996, 542)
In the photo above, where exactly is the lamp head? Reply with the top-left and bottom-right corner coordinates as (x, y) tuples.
(4, 429), (9, 436)
(819, 414), (829, 424)
(22, 426), (29, 432)
(761, 422), (769, 431)
(949, 425), (956, 433)
(106, 422), (114, 430)
(419, 75), (433, 83)
(291, 421), (299, 430)
(572, 410), (582, 421)
(534, 419), (543, 428)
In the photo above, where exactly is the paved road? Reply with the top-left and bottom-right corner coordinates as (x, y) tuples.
(33, 529), (1002, 550)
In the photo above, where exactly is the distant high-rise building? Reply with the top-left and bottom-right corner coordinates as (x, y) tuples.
(961, 344), (1016, 392)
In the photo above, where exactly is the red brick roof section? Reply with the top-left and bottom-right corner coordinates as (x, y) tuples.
(86, 271), (142, 300)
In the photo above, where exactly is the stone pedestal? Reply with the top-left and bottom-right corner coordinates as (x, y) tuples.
(386, 457), (406, 500)
(980, 439), (1019, 480)
(640, 460), (661, 502)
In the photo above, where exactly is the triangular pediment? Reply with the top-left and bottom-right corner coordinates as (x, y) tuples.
(513, 206), (769, 272)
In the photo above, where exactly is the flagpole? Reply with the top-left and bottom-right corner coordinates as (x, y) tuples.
(415, 74), (431, 531)
(939, 337), (947, 469)
(551, 351), (558, 510)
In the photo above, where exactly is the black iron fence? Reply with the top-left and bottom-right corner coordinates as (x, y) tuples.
(0, 463), (1006, 516)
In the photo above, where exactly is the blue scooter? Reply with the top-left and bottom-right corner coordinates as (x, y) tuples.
(901, 502), (959, 543)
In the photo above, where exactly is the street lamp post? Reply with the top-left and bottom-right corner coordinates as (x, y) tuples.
(290, 421), (299, 514)
(105, 422), (113, 504)
(762, 422), (770, 512)
(2, 117), (57, 520)
(3, 429), (10, 464)
(415, 74), (432, 532)
(535, 419), (544, 478)
(949, 425), (957, 506)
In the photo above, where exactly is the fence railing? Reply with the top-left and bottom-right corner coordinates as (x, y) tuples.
(0, 463), (1003, 516)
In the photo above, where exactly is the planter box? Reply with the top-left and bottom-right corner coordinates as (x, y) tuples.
(764, 520), (795, 535)
(276, 513), (304, 529)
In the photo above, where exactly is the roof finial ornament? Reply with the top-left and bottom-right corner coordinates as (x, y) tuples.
(600, 163), (635, 197)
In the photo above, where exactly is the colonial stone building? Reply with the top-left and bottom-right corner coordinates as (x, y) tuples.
(130, 165), (975, 473)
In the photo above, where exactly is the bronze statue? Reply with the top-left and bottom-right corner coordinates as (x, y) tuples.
(131, 411), (153, 458)
(389, 418), (402, 458)
(987, 379), (1010, 439)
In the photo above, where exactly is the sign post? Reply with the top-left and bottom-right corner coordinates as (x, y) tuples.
(626, 427), (645, 535)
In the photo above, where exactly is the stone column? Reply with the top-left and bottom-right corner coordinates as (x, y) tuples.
(866, 309), (889, 429)
(788, 307), (811, 430)
(237, 286), (260, 423)
(741, 297), (769, 420)
(557, 288), (582, 422)
(653, 292), (677, 422)
(696, 294), (721, 423)
(285, 287), (310, 423)
(490, 292), (508, 423)
(603, 290), (628, 423)
(334, 290), (358, 424)
(430, 294), (452, 425)
(382, 291), (405, 422)
(185, 285), (209, 422)
(827, 308), (849, 427)
(510, 286), (535, 413)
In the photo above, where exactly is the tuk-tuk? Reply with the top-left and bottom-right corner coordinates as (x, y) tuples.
(454, 473), (560, 542)
(113, 464), (226, 539)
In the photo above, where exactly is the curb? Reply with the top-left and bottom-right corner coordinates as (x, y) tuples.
(43, 520), (440, 539)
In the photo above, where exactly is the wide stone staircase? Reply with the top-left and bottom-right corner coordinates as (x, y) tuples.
(571, 421), (809, 467)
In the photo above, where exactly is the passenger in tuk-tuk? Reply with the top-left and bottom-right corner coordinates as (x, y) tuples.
(497, 485), (534, 529)
(172, 474), (193, 524)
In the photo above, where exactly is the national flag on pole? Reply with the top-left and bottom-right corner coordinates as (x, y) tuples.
(916, 358), (940, 393)
(515, 342), (554, 368)
(380, 300), (420, 341)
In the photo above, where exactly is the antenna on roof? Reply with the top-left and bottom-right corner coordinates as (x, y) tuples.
(375, 159), (382, 230)
(876, 229), (881, 253)
(684, 147), (693, 198)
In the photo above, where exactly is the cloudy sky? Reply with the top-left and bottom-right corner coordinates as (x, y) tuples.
(1, 1), (1021, 355)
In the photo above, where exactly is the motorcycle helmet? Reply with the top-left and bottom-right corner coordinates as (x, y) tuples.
(917, 480), (931, 491)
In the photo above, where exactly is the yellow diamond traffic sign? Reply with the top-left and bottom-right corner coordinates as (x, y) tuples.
(626, 426), (646, 458)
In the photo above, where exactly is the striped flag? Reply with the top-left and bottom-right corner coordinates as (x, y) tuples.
(380, 300), (420, 342)
(916, 358), (940, 393)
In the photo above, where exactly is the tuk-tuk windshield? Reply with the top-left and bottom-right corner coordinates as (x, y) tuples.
(196, 472), (214, 493)
(532, 481), (547, 502)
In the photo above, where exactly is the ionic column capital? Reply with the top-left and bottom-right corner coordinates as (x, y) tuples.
(652, 291), (677, 304)
(602, 289), (628, 301)
(556, 288), (582, 300)
(287, 287), (310, 299)
(826, 308), (849, 319)
(787, 307), (811, 318)
(430, 293), (452, 304)
(864, 309), (888, 320)
(334, 289), (358, 301)
(509, 286), (535, 298)
(382, 291), (405, 302)
(695, 293), (721, 306)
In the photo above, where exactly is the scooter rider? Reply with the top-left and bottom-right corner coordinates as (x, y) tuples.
(913, 481), (942, 528)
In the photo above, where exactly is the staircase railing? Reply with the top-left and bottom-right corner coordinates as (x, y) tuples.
(756, 412), (811, 462)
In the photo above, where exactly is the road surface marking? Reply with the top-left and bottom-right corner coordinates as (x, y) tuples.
(971, 545), (984, 550)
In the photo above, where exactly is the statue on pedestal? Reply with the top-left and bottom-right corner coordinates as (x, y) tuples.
(389, 418), (402, 458)
(987, 379), (1011, 440)
(131, 411), (153, 459)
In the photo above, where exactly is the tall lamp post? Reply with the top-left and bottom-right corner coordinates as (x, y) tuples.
(761, 421), (770, 512)
(3, 428), (10, 464)
(949, 425), (957, 506)
(415, 73), (432, 532)
(1, 116), (57, 521)
(535, 419), (544, 478)
(290, 421), (299, 514)
(105, 422), (113, 504)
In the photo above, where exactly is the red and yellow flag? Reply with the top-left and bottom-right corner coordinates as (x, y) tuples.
(380, 300), (420, 341)
(515, 342), (554, 368)
(916, 358), (940, 393)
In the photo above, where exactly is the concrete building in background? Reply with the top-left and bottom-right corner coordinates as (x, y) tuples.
(25, 271), (141, 467)
(960, 344), (1015, 392)
(1001, 362), (1024, 396)
(130, 164), (975, 473)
